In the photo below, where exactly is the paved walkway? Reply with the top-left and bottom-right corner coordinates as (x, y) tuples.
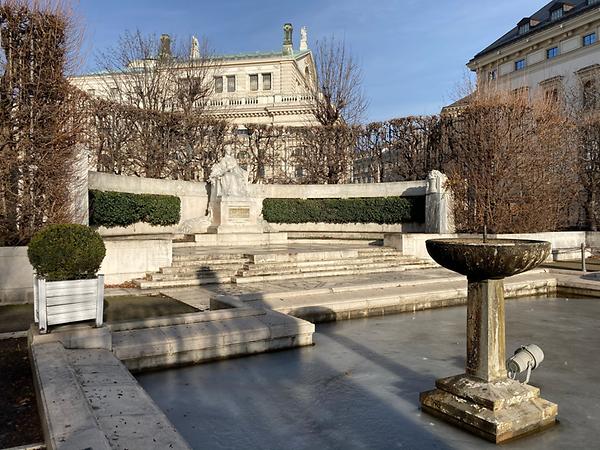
(31, 343), (190, 449)
(159, 267), (463, 310)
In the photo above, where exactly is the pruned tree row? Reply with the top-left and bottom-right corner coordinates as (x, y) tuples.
(0, 0), (85, 245)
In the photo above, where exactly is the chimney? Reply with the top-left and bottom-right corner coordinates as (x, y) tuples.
(282, 23), (293, 56)
(159, 34), (172, 59)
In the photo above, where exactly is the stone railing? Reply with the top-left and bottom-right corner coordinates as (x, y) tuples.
(206, 94), (314, 109)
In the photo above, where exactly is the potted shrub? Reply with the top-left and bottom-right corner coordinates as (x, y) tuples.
(28, 224), (106, 333)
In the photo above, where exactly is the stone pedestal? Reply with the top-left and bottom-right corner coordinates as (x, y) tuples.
(420, 277), (557, 443)
(207, 197), (263, 234)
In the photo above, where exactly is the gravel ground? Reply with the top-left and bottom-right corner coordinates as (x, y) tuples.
(0, 338), (42, 448)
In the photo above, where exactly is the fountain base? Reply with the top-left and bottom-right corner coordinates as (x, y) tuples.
(420, 374), (557, 443)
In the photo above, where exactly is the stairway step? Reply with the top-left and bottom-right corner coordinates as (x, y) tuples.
(233, 263), (435, 284)
(169, 260), (246, 269)
(238, 261), (427, 277)
(172, 252), (246, 260)
(172, 256), (247, 265)
(135, 275), (233, 289)
(151, 269), (239, 282)
(242, 256), (420, 271)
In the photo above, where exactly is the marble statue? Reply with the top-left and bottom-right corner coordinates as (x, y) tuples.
(190, 36), (200, 60)
(300, 26), (308, 51)
(209, 148), (249, 199)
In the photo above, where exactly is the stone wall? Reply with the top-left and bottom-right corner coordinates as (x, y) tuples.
(100, 236), (173, 285)
(88, 172), (439, 235)
(0, 246), (34, 305)
(386, 231), (590, 263)
(587, 232), (600, 250)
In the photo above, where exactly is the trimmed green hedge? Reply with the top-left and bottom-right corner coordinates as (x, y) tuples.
(89, 190), (181, 228)
(262, 197), (425, 224)
(28, 224), (106, 281)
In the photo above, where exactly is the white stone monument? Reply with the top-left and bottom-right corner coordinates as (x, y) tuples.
(207, 149), (263, 234)
(425, 170), (455, 234)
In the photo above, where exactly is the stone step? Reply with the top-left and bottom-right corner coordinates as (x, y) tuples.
(161, 263), (244, 275)
(237, 270), (556, 323)
(151, 269), (239, 282)
(134, 275), (233, 289)
(233, 262), (435, 284)
(170, 258), (247, 268)
(111, 306), (315, 372)
(241, 255), (419, 271)
(288, 238), (384, 246)
(238, 260), (428, 277)
(357, 248), (404, 255)
(286, 231), (385, 240)
(249, 249), (361, 264)
(172, 252), (246, 261)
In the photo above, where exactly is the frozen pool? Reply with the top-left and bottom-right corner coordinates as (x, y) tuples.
(137, 297), (600, 450)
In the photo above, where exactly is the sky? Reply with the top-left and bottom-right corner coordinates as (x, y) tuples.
(76, 0), (550, 122)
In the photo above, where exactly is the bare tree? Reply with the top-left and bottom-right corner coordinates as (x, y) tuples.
(0, 0), (85, 245)
(293, 125), (359, 184)
(86, 30), (228, 180)
(574, 111), (600, 231)
(444, 88), (578, 233)
(306, 36), (367, 126)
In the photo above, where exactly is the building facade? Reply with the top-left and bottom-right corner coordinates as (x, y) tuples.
(71, 23), (319, 128)
(467, 0), (600, 106)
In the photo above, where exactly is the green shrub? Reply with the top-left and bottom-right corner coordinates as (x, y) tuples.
(28, 224), (106, 281)
(89, 190), (181, 228)
(262, 197), (425, 224)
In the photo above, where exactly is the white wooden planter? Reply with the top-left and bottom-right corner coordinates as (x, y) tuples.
(33, 275), (104, 334)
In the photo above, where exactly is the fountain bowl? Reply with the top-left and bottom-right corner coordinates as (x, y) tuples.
(426, 238), (551, 281)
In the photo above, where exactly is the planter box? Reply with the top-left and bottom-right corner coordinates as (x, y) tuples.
(34, 275), (104, 334)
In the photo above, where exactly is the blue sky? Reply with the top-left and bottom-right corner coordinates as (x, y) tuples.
(77, 0), (549, 121)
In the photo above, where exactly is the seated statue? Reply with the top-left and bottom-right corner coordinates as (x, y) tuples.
(209, 148), (249, 199)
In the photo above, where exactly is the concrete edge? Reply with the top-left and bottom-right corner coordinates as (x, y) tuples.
(29, 343), (112, 450)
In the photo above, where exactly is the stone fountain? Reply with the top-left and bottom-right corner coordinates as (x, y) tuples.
(419, 238), (558, 443)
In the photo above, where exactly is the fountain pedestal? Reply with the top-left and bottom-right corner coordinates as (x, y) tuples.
(419, 239), (557, 443)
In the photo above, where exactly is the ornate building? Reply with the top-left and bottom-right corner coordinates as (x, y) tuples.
(467, 0), (600, 106)
(71, 23), (319, 128)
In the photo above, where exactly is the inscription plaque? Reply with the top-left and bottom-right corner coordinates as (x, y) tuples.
(229, 207), (250, 219)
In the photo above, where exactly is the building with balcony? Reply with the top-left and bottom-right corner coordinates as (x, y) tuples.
(71, 23), (319, 128)
(467, 0), (600, 106)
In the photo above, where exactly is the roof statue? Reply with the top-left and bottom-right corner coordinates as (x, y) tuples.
(190, 36), (200, 60)
(300, 26), (308, 51)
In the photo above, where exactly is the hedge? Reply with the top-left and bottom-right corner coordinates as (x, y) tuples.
(28, 224), (106, 281)
(262, 197), (425, 224)
(89, 190), (181, 228)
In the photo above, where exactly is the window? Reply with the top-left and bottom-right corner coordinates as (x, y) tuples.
(589, 0), (600, 5)
(227, 75), (236, 92)
(547, 47), (559, 59)
(214, 76), (223, 93)
(262, 73), (272, 90)
(488, 70), (497, 81)
(515, 59), (526, 71)
(249, 74), (258, 91)
(550, 8), (563, 21)
(295, 166), (304, 178)
(518, 23), (530, 35)
(583, 32), (597, 47)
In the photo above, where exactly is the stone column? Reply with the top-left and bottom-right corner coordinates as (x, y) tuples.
(466, 279), (507, 382)
(425, 170), (454, 234)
